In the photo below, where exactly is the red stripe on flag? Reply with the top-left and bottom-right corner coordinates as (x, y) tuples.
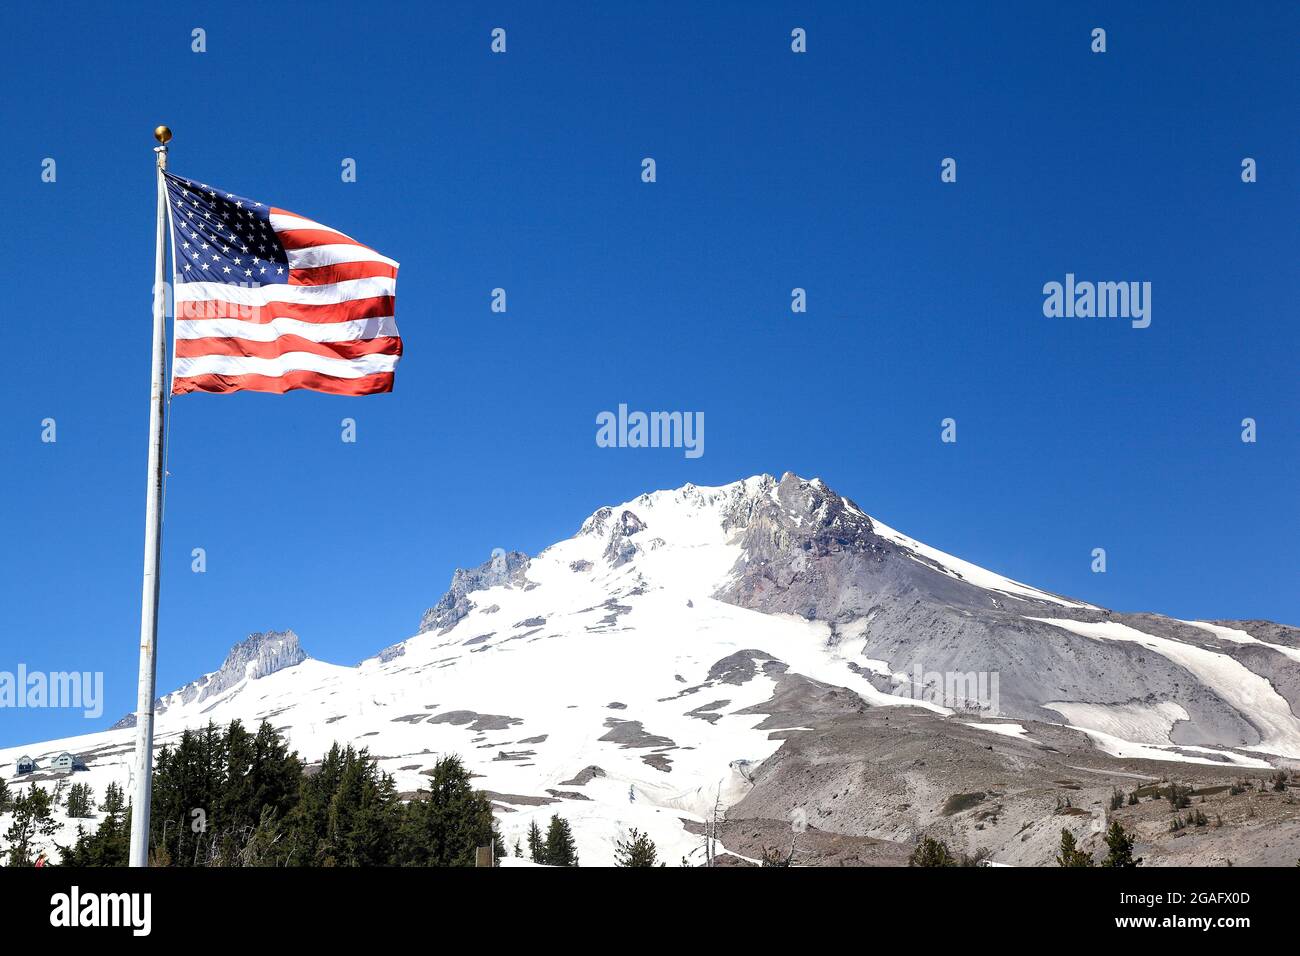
(175, 335), (403, 361)
(177, 295), (396, 324)
(289, 261), (397, 286)
(173, 370), (395, 396)
(276, 228), (368, 251)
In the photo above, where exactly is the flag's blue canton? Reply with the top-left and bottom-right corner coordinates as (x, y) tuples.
(165, 173), (289, 286)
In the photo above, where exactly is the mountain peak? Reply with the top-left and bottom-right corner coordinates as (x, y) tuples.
(110, 629), (309, 729)
(216, 629), (308, 678)
(417, 550), (531, 634)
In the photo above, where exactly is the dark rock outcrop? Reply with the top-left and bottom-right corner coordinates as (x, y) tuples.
(111, 630), (308, 729)
(418, 550), (530, 634)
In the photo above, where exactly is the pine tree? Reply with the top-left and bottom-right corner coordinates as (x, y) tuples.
(68, 799), (131, 867)
(907, 835), (954, 867)
(236, 805), (286, 867)
(1101, 820), (1139, 867)
(0, 776), (13, 814)
(149, 722), (226, 865)
(100, 781), (125, 815)
(397, 754), (499, 866)
(282, 742), (347, 865)
(614, 828), (660, 867)
(543, 814), (579, 867)
(57, 825), (92, 866)
(526, 819), (544, 863)
(1055, 828), (1094, 867)
(5, 785), (58, 866)
(66, 782), (95, 819)
(145, 719), (305, 866)
(325, 747), (401, 866)
(492, 825), (506, 866)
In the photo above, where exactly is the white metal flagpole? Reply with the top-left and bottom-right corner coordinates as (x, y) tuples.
(129, 124), (172, 867)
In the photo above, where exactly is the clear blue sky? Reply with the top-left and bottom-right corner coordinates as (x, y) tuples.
(2, 2), (1296, 746)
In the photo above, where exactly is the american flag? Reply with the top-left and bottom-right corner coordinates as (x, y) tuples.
(165, 173), (401, 395)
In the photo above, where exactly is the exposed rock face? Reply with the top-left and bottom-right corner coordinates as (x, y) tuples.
(373, 642), (406, 663)
(110, 630), (308, 729)
(217, 630), (309, 687)
(602, 511), (646, 567)
(711, 473), (1261, 744)
(418, 550), (530, 634)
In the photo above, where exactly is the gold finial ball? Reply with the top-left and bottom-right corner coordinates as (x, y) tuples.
(154, 125), (173, 144)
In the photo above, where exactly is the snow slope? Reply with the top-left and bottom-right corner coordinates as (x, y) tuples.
(1030, 618), (1300, 760)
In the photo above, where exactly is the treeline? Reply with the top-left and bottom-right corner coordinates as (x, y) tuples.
(906, 820), (1139, 868)
(55, 719), (509, 866)
(4, 719), (685, 867)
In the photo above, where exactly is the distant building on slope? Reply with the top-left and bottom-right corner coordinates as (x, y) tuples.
(49, 752), (87, 773)
(15, 755), (36, 775)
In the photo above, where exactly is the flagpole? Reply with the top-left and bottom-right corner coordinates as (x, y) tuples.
(129, 124), (172, 867)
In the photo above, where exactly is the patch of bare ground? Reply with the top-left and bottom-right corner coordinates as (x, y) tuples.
(723, 665), (1300, 865)
(685, 817), (911, 867)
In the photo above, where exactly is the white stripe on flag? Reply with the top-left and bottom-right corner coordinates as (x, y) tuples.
(174, 276), (397, 305)
(269, 212), (357, 240)
(174, 351), (400, 379)
(174, 315), (400, 342)
(286, 243), (399, 270)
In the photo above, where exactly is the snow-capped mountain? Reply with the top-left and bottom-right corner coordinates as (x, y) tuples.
(7, 473), (1299, 865)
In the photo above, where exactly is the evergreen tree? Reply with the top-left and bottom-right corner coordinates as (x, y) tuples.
(66, 782), (95, 819)
(526, 819), (544, 863)
(492, 825), (506, 866)
(100, 781), (125, 815)
(0, 776), (13, 814)
(62, 791), (130, 867)
(614, 828), (660, 867)
(149, 721), (227, 865)
(1101, 820), (1139, 867)
(333, 754), (402, 866)
(1055, 828), (1093, 867)
(907, 835), (954, 867)
(282, 742), (347, 865)
(237, 805), (287, 867)
(280, 743), (398, 866)
(543, 814), (579, 867)
(398, 754), (498, 866)
(56, 826), (92, 866)
(149, 719), (304, 866)
(5, 785), (58, 866)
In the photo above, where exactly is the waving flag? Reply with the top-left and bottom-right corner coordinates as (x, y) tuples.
(164, 173), (401, 395)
